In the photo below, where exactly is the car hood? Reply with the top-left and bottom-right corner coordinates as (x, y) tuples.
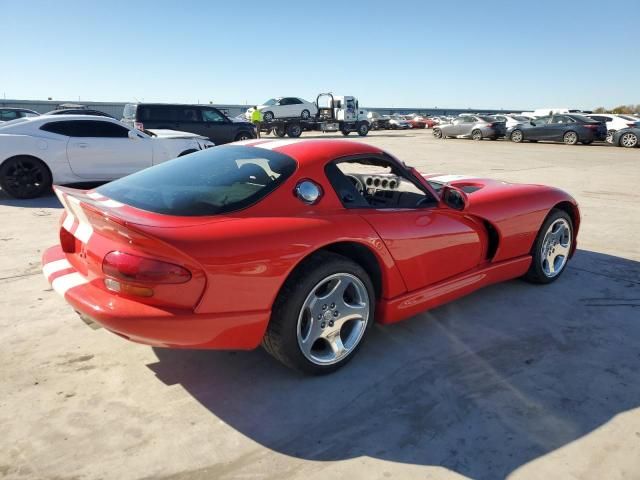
(147, 129), (209, 140)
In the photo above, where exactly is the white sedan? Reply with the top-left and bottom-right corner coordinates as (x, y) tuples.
(246, 97), (318, 121)
(0, 115), (214, 198)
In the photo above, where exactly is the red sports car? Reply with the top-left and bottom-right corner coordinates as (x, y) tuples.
(42, 139), (579, 374)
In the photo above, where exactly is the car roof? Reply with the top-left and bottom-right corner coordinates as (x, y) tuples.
(1, 107), (38, 113)
(236, 139), (384, 167)
(21, 114), (124, 124)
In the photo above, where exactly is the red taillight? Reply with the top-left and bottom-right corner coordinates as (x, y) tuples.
(102, 251), (191, 284)
(584, 124), (598, 129)
(134, 121), (144, 131)
(628, 123), (638, 128)
(60, 227), (76, 253)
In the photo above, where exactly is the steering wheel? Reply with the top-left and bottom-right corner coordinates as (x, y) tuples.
(346, 175), (365, 195)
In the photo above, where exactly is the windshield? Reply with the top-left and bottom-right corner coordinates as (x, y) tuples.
(97, 146), (297, 216)
(262, 99), (277, 106)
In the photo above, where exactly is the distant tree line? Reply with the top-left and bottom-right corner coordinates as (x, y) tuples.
(593, 104), (640, 114)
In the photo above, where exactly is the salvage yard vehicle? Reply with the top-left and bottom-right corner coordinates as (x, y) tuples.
(246, 97), (318, 121)
(367, 112), (391, 130)
(122, 103), (256, 145)
(433, 115), (506, 140)
(0, 115), (213, 198)
(507, 114), (607, 145)
(491, 114), (534, 129)
(612, 126), (640, 148)
(42, 138), (580, 374)
(0, 107), (40, 123)
(260, 93), (370, 137)
(586, 113), (640, 143)
(387, 115), (411, 129)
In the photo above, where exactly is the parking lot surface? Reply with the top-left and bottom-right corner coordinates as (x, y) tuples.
(1, 130), (639, 480)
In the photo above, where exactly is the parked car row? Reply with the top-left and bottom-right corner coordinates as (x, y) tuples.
(433, 112), (640, 148)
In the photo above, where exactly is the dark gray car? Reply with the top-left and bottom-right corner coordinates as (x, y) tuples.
(122, 103), (256, 145)
(433, 115), (506, 140)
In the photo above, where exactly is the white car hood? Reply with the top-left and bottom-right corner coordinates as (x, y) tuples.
(147, 129), (208, 140)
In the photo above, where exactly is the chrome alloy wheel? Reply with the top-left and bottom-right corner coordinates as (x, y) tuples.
(511, 130), (523, 142)
(564, 131), (578, 145)
(621, 132), (638, 148)
(540, 218), (572, 278)
(297, 273), (370, 365)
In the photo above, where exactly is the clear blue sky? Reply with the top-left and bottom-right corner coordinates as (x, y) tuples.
(3, 0), (638, 109)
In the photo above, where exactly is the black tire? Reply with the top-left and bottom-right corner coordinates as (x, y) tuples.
(563, 131), (579, 145)
(286, 123), (302, 138)
(357, 122), (369, 136)
(510, 129), (524, 143)
(178, 149), (198, 157)
(234, 131), (254, 142)
(263, 111), (274, 122)
(341, 130), (350, 136)
(262, 251), (375, 374)
(433, 128), (443, 139)
(0, 156), (52, 199)
(300, 109), (311, 119)
(524, 209), (573, 284)
(274, 126), (286, 138)
(471, 129), (483, 141)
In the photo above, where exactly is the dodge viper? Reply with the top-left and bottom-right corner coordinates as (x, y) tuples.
(42, 139), (580, 374)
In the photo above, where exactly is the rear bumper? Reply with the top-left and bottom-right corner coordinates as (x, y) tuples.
(42, 245), (269, 350)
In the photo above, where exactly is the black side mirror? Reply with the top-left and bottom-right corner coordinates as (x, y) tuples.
(441, 185), (468, 211)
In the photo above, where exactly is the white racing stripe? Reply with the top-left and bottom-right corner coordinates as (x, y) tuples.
(42, 259), (72, 280)
(428, 174), (474, 183)
(51, 272), (88, 296)
(66, 195), (93, 243)
(254, 139), (302, 150)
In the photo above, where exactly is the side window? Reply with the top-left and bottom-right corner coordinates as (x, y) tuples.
(551, 115), (570, 124)
(278, 98), (290, 106)
(534, 116), (550, 125)
(142, 107), (176, 122)
(290, 98), (303, 105)
(326, 158), (436, 209)
(202, 109), (226, 123)
(0, 110), (19, 121)
(42, 120), (129, 138)
(177, 108), (201, 122)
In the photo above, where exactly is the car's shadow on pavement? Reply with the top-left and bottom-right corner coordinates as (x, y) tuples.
(148, 249), (640, 479)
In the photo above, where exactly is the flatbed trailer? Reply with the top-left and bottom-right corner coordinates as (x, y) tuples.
(259, 93), (370, 138)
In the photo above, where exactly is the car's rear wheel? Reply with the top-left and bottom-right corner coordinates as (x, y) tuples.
(510, 129), (524, 143)
(563, 131), (578, 145)
(606, 130), (616, 143)
(300, 109), (311, 119)
(524, 209), (573, 284)
(234, 131), (253, 142)
(433, 128), (443, 139)
(263, 252), (374, 374)
(263, 111), (274, 122)
(471, 129), (482, 141)
(0, 156), (52, 199)
(620, 132), (638, 148)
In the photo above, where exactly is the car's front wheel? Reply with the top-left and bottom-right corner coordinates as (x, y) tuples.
(620, 131), (638, 148)
(357, 122), (369, 136)
(263, 252), (374, 374)
(524, 209), (573, 284)
(0, 156), (52, 199)
(563, 131), (579, 145)
(263, 111), (274, 122)
(433, 128), (443, 139)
